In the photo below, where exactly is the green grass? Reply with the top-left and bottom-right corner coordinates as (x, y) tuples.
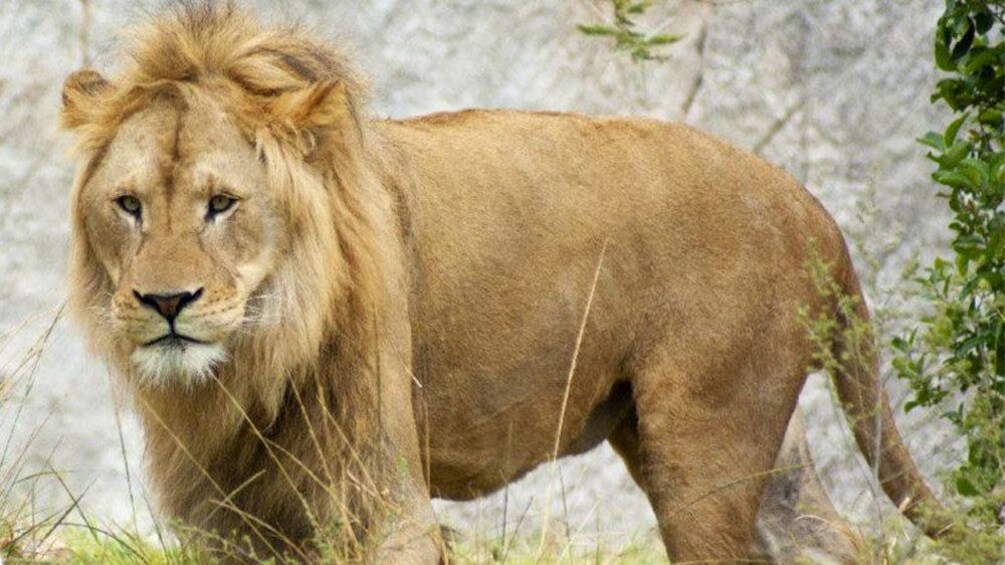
(4, 526), (667, 564)
(54, 530), (204, 565)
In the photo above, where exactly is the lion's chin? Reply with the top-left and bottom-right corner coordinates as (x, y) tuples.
(129, 340), (228, 387)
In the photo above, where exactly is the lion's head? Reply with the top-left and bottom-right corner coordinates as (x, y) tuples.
(61, 4), (386, 391)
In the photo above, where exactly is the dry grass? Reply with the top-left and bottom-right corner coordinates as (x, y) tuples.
(0, 292), (665, 564)
(0, 209), (997, 564)
(0, 344), (992, 563)
(0, 308), (78, 563)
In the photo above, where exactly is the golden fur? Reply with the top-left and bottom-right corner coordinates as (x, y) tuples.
(63, 5), (409, 559)
(61, 4), (944, 562)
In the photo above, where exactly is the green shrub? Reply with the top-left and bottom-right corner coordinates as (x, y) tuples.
(892, 0), (1005, 526)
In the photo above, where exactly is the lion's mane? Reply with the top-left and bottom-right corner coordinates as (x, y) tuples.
(65, 2), (401, 551)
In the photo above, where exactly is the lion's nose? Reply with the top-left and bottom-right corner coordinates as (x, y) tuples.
(133, 288), (203, 322)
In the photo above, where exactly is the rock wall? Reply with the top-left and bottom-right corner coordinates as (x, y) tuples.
(0, 0), (955, 546)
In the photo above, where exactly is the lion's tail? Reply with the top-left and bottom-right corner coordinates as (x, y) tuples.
(829, 250), (951, 539)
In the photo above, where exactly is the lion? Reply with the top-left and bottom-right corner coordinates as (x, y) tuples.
(752, 406), (862, 563)
(60, 4), (945, 563)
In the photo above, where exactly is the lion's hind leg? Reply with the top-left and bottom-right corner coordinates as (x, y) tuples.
(609, 355), (801, 562)
(752, 406), (861, 563)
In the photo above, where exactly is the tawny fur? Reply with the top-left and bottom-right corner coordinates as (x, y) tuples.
(61, 3), (944, 562)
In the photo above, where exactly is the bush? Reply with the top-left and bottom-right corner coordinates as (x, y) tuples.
(892, 0), (1005, 526)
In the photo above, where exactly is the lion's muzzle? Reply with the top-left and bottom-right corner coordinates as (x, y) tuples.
(133, 288), (203, 324)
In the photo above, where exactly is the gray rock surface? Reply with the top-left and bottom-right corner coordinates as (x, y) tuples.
(0, 0), (958, 548)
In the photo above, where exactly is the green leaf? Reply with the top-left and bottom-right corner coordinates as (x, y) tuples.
(995, 324), (1005, 377)
(974, 10), (994, 34)
(994, 159), (1005, 185)
(977, 108), (1002, 127)
(626, 2), (651, 15)
(938, 140), (971, 167)
(949, 20), (975, 62)
(646, 33), (682, 46)
(935, 34), (955, 71)
(986, 227), (1004, 262)
(891, 336), (910, 351)
(953, 235), (986, 264)
(578, 24), (618, 37)
(919, 131), (947, 152)
(956, 475), (980, 496)
(943, 113), (968, 146)
(935, 169), (977, 189)
(963, 48), (1000, 74)
(957, 158), (991, 188)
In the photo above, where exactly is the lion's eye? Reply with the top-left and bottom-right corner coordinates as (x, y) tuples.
(207, 194), (237, 219)
(116, 195), (142, 218)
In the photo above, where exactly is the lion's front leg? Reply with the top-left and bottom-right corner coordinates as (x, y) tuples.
(371, 478), (443, 564)
(366, 411), (443, 563)
(365, 340), (443, 564)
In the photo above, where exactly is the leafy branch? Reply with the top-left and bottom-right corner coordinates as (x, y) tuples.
(578, 1), (682, 63)
(893, 0), (1005, 525)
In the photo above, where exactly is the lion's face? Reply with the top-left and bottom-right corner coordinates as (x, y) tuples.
(79, 96), (279, 385)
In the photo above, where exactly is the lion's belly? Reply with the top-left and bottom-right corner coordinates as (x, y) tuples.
(420, 365), (634, 500)
(406, 223), (643, 499)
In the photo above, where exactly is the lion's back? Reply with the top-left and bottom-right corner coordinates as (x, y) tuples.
(381, 109), (845, 294)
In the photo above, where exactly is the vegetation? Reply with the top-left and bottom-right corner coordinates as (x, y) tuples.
(794, 1), (1005, 558)
(577, 1), (681, 63)
(0, 314), (76, 564)
(891, 0), (1005, 525)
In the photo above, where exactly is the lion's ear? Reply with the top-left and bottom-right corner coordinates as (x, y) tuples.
(269, 80), (351, 131)
(61, 69), (112, 131)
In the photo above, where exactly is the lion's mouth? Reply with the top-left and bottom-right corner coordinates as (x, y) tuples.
(143, 333), (207, 347)
(130, 332), (227, 384)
